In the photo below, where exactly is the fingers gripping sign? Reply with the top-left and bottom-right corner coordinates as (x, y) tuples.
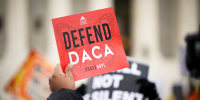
(49, 64), (75, 92)
(64, 64), (73, 79)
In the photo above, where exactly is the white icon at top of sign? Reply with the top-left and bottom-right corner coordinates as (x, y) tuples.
(80, 16), (87, 25)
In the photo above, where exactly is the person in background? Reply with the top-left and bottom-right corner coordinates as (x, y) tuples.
(47, 64), (83, 100)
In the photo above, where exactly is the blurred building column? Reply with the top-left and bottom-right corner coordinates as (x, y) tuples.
(46, 0), (73, 65)
(131, 0), (159, 64)
(88, 0), (113, 11)
(177, 0), (199, 45)
(28, 0), (48, 55)
(0, 0), (28, 99)
(177, 0), (199, 98)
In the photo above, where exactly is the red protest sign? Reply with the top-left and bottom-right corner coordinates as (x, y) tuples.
(52, 7), (129, 81)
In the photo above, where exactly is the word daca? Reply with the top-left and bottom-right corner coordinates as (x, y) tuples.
(69, 44), (114, 65)
(63, 23), (111, 49)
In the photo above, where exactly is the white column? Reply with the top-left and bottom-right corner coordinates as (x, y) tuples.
(46, 0), (73, 66)
(131, 0), (159, 62)
(131, 0), (167, 98)
(88, 0), (113, 11)
(177, 0), (199, 45)
(0, 0), (28, 99)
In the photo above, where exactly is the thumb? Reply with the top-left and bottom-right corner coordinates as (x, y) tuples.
(54, 64), (62, 73)
(65, 64), (73, 79)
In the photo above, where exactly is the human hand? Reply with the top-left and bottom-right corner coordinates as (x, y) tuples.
(49, 64), (75, 92)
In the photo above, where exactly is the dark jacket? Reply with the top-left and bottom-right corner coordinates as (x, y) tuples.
(47, 88), (84, 100)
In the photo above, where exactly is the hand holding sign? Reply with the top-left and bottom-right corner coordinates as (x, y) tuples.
(49, 64), (75, 92)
